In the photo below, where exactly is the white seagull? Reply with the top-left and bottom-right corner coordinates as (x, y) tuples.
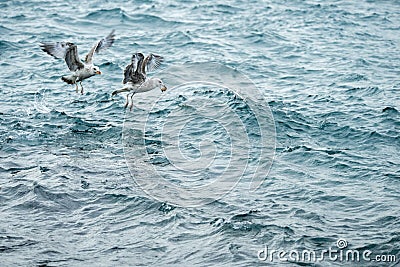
(112, 52), (167, 110)
(40, 30), (115, 94)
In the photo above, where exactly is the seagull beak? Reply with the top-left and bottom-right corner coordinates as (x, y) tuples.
(161, 85), (167, 92)
(96, 70), (102, 75)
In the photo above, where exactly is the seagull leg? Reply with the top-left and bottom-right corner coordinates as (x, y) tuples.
(80, 82), (84, 94)
(124, 93), (130, 109)
(129, 93), (136, 111)
(75, 83), (79, 93)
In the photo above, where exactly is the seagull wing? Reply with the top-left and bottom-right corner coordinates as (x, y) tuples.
(64, 44), (84, 71)
(41, 42), (84, 71)
(130, 53), (142, 73)
(140, 53), (163, 75)
(40, 41), (70, 59)
(123, 63), (134, 84)
(123, 53), (145, 84)
(85, 30), (116, 64)
(123, 64), (146, 85)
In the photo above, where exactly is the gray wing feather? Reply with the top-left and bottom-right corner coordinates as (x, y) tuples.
(40, 42), (84, 71)
(65, 44), (84, 71)
(130, 53), (141, 73)
(123, 64), (145, 85)
(141, 53), (163, 75)
(123, 53), (145, 84)
(96, 29), (116, 53)
(123, 64), (134, 84)
(85, 30), (116, 64)
(40, 42), (70, 59)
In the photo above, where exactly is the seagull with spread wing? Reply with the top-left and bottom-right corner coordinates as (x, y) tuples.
(112, 52), (167, 110)
(40, 30), (115, 94)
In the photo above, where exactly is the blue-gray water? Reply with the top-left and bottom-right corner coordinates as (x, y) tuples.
(1, 0), (399, 266)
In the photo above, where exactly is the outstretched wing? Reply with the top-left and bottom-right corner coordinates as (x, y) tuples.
(140, 53), (163, 75)
(85, 30), (116, 64)
(64, 44), (84, 71)
(40, 42), (84, 71)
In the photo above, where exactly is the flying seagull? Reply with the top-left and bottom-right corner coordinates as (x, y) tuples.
(40, 30), (115, 94)
(112, 52), (167, 110)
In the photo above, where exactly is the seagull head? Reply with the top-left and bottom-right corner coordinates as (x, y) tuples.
(92, 66), (102, 75)
(155, 78), (167, 92)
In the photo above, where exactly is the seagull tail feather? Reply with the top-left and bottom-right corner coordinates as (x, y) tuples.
(111, 88), (130, 97)
(61, 75), (76, 85)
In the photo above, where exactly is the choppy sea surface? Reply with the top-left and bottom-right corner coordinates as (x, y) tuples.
(1, 0), (399, 266)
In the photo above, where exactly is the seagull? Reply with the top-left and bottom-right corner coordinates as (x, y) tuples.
(112, 52), (167, 110)
(40, 30), (115, 94)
